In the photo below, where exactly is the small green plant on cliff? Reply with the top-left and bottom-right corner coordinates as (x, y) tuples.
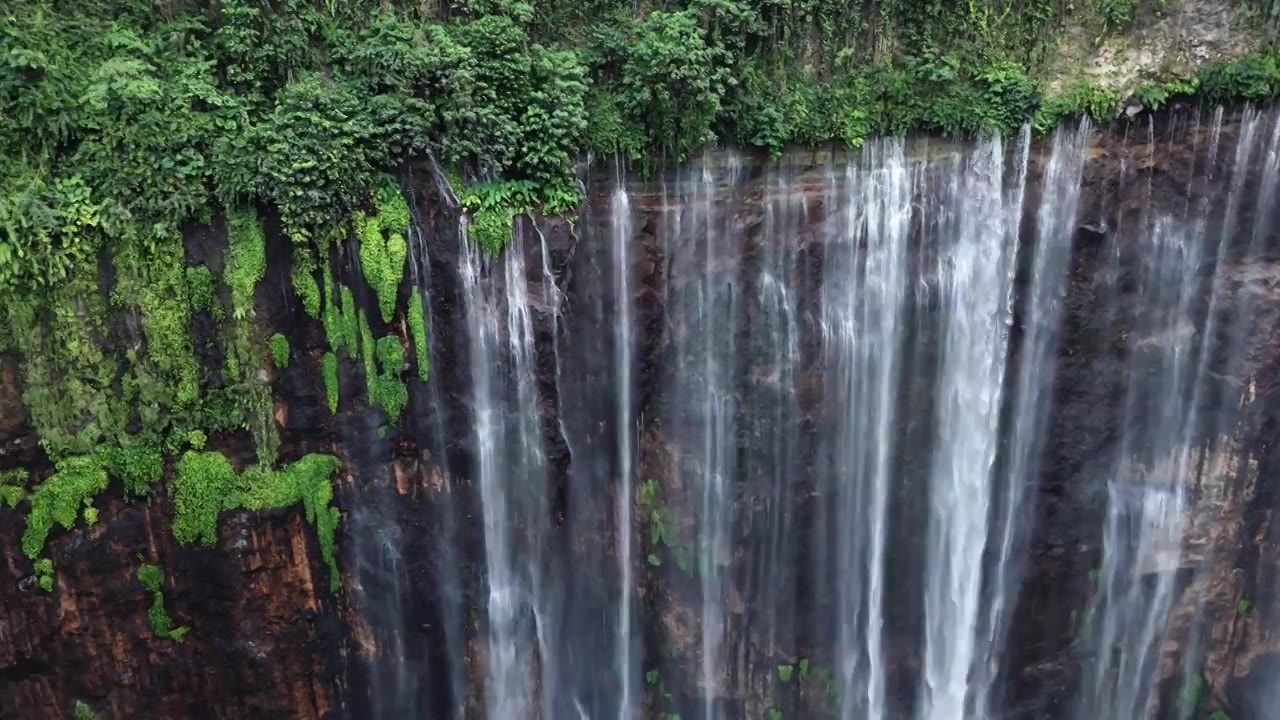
(1, 469), (29, 509)
(72, 700), (95, 720)
(1198, 48), (1280, 101)
(340, 286), (361, 358)
(1176, 673), (1204, 720)
(1095, 0), (1137, 30)
(1133, 76), (1200, 111)
(322, 352), (340, 414)
(137, 563), (189, 641)
(642, 666), (684, 718)
(270, 333), (291, 369)
(638, 478), (695, 576)
(1237, 599), (1252, 615)
(22, 456), (110, 559)
(186, 265), (222, 320)
(35, 558), (55, 593)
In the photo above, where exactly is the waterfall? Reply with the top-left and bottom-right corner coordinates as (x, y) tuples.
(368, 107), (1280, 720)
(611, 177), (636, 720)
(459, 219), (553, 719)
(1076, 106), (1279, 720)
(971, 122), (1089, 718)
(821, 141), (915, 720)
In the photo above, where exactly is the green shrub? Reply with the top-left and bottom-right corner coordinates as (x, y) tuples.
(1199, 49), (1280, 101)
(1034, 81), (1121, 133)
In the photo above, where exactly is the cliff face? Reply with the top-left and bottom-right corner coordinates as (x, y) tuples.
(2, 106), (1279, 720)
(0, 488), (342, 718)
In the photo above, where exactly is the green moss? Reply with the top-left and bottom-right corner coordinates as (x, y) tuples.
(172, 451), (237, 546)
(373, 335), (408, 422)
(321, 254), (340, 351)
(8, 260), (127, 459)
(376, 178), (411, 236)
(185, 264), (221, 319)
(22, 456), (109, 559)
(35, 557), (54, 593)
(225, 209), (267, 322)
(291, 256), (322, 319)
(408, 292), (430, 381)
(269, 333), (291, 369)
(357, 312), (407, 423)
(99, 445), (163, 497)
(172, 451), (343, 592)
(114, 232), (201, 430)
(72, 701), (95, 720)
(138, 563), (189, 641)
(322, 352), (339, 414)
(359, 310), (376, 387)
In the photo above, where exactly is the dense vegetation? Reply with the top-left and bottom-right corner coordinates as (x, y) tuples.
(0, 0), (1276, 612)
